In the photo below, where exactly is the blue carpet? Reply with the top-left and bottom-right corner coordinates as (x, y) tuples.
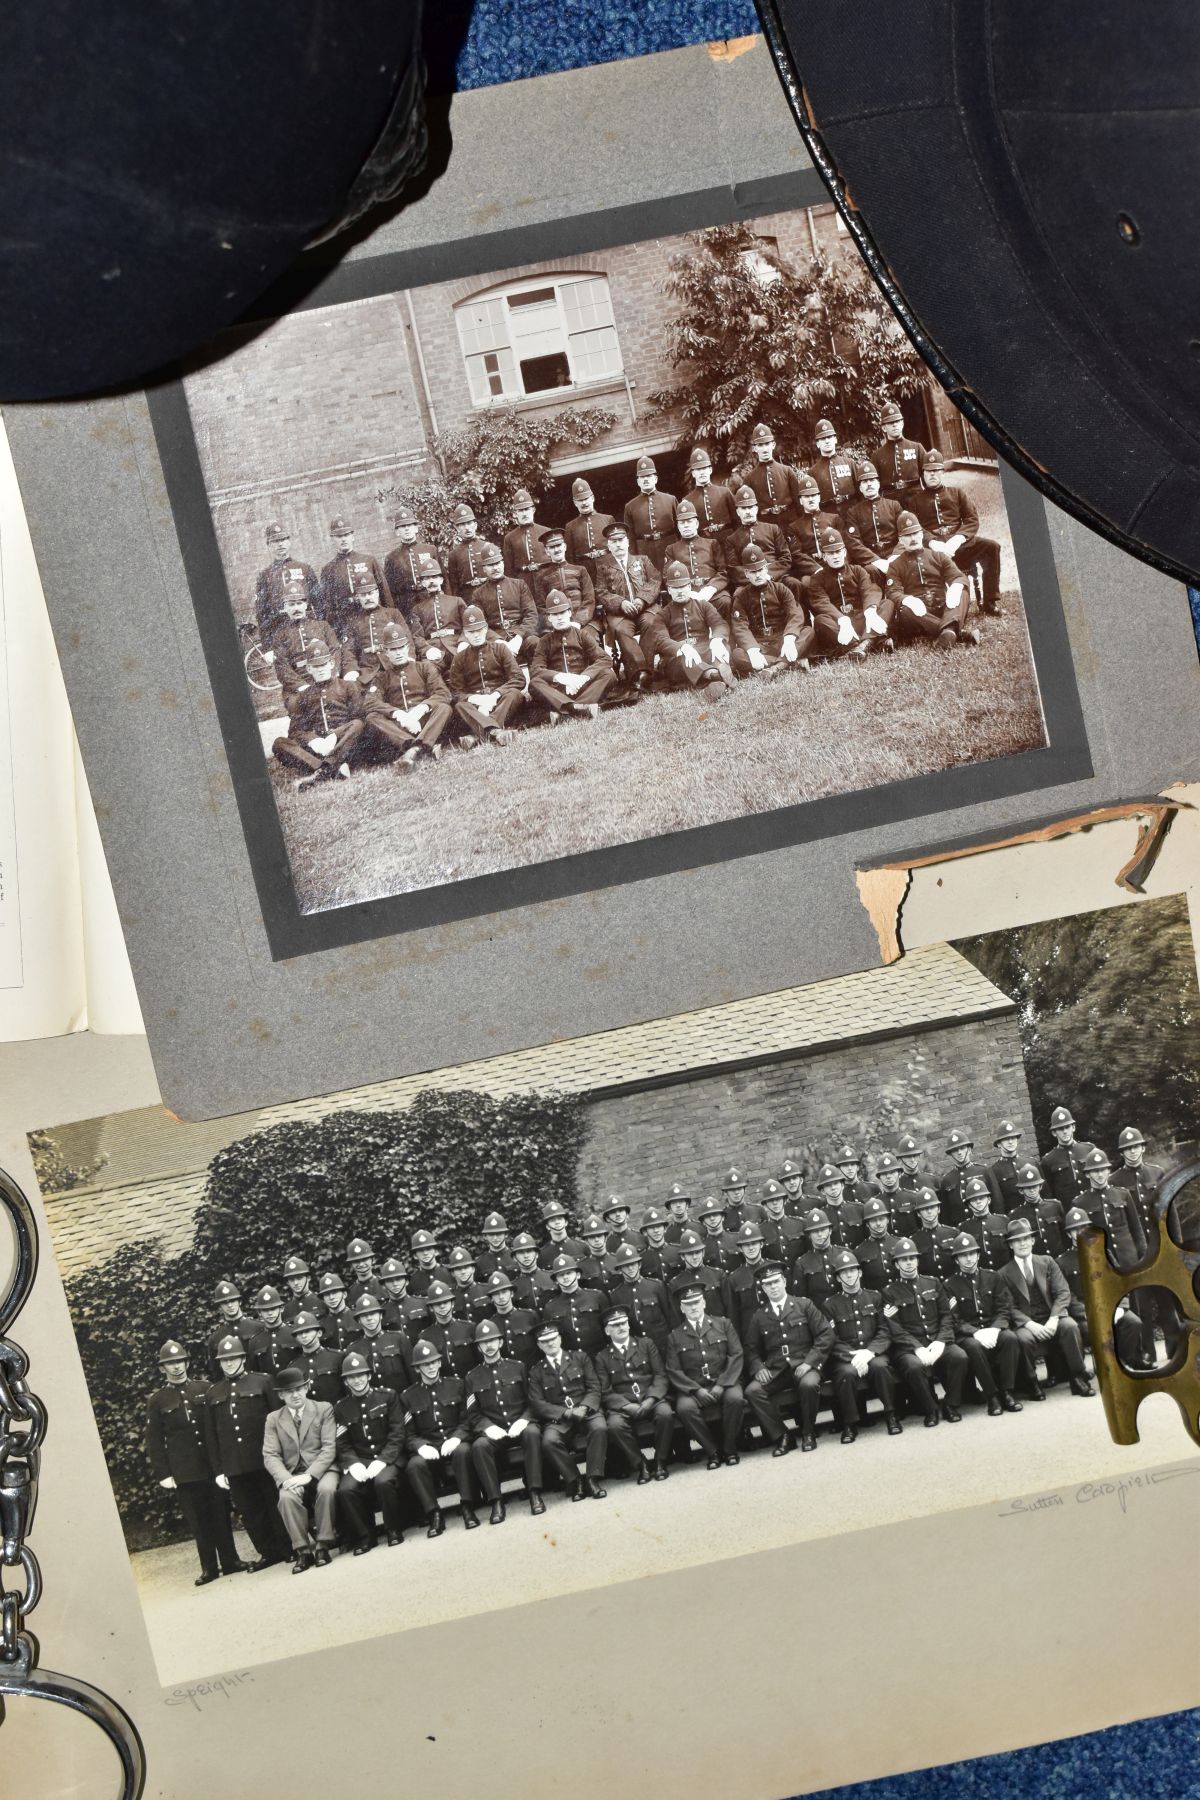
(423, 8), (1200, 1793)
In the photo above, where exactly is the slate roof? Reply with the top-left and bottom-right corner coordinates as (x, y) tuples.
(43, 945), (1012, 1278)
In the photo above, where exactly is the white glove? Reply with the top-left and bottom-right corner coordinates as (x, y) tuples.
(215, 1474), (230, 1490)
(695, 581), (718, 603)
(711, 637), (730, 663)
(748, 647), (768, 671)
(975, 1327), (1000, 1350)
(263, 650), (276, 663)
(551, 671), (572, 689)
(417, 1445), (440, 1462)
(902, 594), (927, 617)
(837, 614), (857, 646)
(365, 1460), (386, 1480)
(344, 670), (359, 682)
(781, 635), (798, 663)
(425, 647), (443, 661)
(944, 586), (962, 611)
(508, 1418), (530, 1438)
(159, 1476), (177, 1490)
(485, 1424), (506, 1442)
(850, 1351), (871, 1378)
(308, 732), (337, 756)
(348, 1461), (369, 1483)
(506, 634), (523, 655)
(943, 535), (965, 558)
(864, 606), (887, 636)
(679, 641), (702, 667)
(472, 690), (501, 715)
(440, 1436), (461, 1456)
(927, 1340), (945, 1364)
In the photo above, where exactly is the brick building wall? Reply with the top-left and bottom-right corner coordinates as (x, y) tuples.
(575, 1012), (1034, 1212)
(180, 203), (993, 621)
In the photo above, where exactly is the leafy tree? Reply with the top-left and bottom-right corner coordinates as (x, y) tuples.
(27, 1128), (106, 1194)
(392, 404), (618, 554)
(647, 220), (929, 474)
(955, 895), (1200, 1156)
(64, 1090), (589, 1550)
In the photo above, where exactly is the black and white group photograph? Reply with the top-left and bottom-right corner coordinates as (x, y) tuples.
(178, 201), (1051, 915)
(35, 892), (1198, 1685)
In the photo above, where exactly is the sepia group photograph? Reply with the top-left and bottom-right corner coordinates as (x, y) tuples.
(164, 192), (1067, 924)
(34, 891), (1198, 1687)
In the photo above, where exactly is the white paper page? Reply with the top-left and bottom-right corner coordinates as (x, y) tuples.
(0, 412), (87, 1041)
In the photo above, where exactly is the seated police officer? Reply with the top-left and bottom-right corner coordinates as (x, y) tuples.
(665, 1284), (745, 1468)
(527, 1321), (608, 1502)
(823, 1249), (902, 1443)
(466, 1317), (545, 1522)
(744, 1262), (834, 1454)
(593, 1306), (675, 1482)
(334, 1350), (405, 1553)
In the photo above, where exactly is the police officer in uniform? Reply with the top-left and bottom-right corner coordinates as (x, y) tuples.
(758, 1180), (807, 1267)
(870, 1153), (911, 1233)
(287, 1311), (347, 1403)
(938, 1128), (1000, 1226)
(445, 503), (489, 599)
(576, 1215), (616, 1293)
(681, 447), (739, 540)
(1007, 1163), (1068, 1258)
(529, 590), (616, 719)
(539, 1199), (586, 1268)
(445, 1245), (487, 1320)
(342, 1238), (384, 1305)
(663, 1183), (696, 1243)
(273, 638), (365, 792)
(726, 1221), (774, 1345)
(854, 1196), (898, 1293)
(594, 1307), (675, 1481)
(824, 1250), (903, 1442)
(318, 517), (392, 634)
(280, 1254), (317, 1323)
(667, 1230), (732, 1321)
(511, 1232), (556, 1310)
(254, 522), (319, 645)
(959, 1175), (1012, 1273)
(563, 479), (616, 569)
(792, 1206), (843, 1308)
(1079, 1147), (1147, 1270)
(623, 456), (678, 571)
(1039, 1106), (1099, 1206)
(379, 1259), (427, 1335)
(807, 528), (892, 658)
(424, 1279), (478, 1383)
(887, 512), (979, 648)
(787, 472), (847, 581)
(484, 1269), (542, 1366)
(361, 622), (454, 770)
(664, 1285), (745, 1467)
(987, 1121), (1028, 1211)
(809, 418), (859, 514)
(844, 461), (903, 584)
(408, 1228), (449, 1296)
(466, 1318), (545, 1520)
(735, 422), (804, 532)
(726, 488), (796, 585)
(911, 1189), (959, 1281)
(347, 1292), (413, 1396)
(247, 1285), (300, 1379)
(403, 1339), (481, 1535)
(608, 1244), (672, 1354)
(774, 1160), (806, 1212)
(383, 505), (443, 623)
(695, 1196), (740, 1273)
(474, 541), (539, 662)
(1056, 1210), (1146, 1369)
(531, 529), (597, 630)
(637, 1206), (677, 1284)
(202, 1335), (291, 1568)
(645, 564), (735, 689)
(341, 574), (415, 688)
(744, 1263), (834, 1453)
(409, 557), (466, 665)
(447, 605), (527, 746)
(910, 450), (1003, 616)
(882, 1239), (968, 1425)
(869, 401), (926, 501)
(334, 1350), (406, 1551)
(719, 1166), (761, 1230)
(527, 1321), (608, 1500)
(993, 1220), (1094, 1398)
(727, 544), (812, 672)
(262, 587), (345, 695)
(662, 499), (730, 609)
(502, 488), (552, 587)
(544, 1254), (607, 1358)
(205, 1280), (258, 1380)
(315, 1271), (359, 1353)
(944, 1232), (1023, 1414)
(146, 1340), (245, 1585)
(896, 1134), (932, 1194)
(813, 1164), (865, 1248)
(473, 1211), (515, 1281)
(1112, 1124), (1172, 1363)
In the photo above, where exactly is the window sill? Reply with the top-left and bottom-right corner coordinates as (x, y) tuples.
(471, 378), (628, 414)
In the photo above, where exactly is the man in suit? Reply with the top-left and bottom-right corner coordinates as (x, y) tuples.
(593, 1307), (676, 1482)
(623, 455), (678, 571)
(664, 1285), (745, 1468)
(261, 1366), (340, 1572)
(333, 1350), (406, 1553)
(943, 1233), (1023, 1414)
(465, 1318), (545, 1521)
(146, 1340), (245, 1586)
(744, 1263), (834, 1454)
(993, 1219), (1094, 1398)
(527, 1322), (608, 1501)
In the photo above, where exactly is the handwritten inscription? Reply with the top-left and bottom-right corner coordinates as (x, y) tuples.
(1000, 1464), (1199, 1520)
(165, 1671), (254, 1712)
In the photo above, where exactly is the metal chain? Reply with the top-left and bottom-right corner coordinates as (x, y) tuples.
(0, 1163), (146, 1795)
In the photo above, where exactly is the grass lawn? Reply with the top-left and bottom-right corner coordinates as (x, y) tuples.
(272, 592), (1046, 912)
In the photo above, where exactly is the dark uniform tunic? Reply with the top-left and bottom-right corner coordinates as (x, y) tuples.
(664, 1315), (745, 1458)
(270, 618), (345, 693)
(424, 1318), (478, 1384)
(824, 1286), (898, 1425)
(446, 638), (525, 738)
(202, 1371), (290, 1563)
(318, 551), (392, 633)
(667, 1263), (731, 1322)
(402, 1376), (476, 1509)
(608, 1276), (673, 1353)
(744, 1295), (834, 1437)
(489, 1306), (541, 1367)
(728, 579), (811, 666)
(725, 521), (794, 584)
(943, 1267), (1020, 1394)
(854, 1233), (897, 1294)
(594, 1336), (676, 1467)
(887, 545), (970, 640)
(532, 559), (596, 629)
(759, 1213), (807, 1268)
(869, 435), (926, 500)
(544, 1286), (607, 1359)
(913, 1223), (960, 1282)
(960, 1211), (1013, 1274)
(334, 1386), (406, 1543)
(698, 1226), (740, 1276)
(810, 451), (859, 513)
(475, 574), (539, 649)
(807, 563), (887, 654)
(146, 1381), (241, 1578)
(662, 534), (729, 606)
(466, 1357), (543, 1497)
(844, 495), (904, 559)
(1082, 1184), (1148, 1271)
(789, 508), (851, 577)
(410, 591), (466, 657)
(681, 481), (738, 540)
(205, 1316), (257, 1381)
(623, 490), (680, 570)
(247, 1322), (300, 1380)
(502, 521), (552, 585)
(909, 482), (1002, 610)
(563, 511), (616, 568)
(255, 555), (319, 644)
(275, 676), (364, 778)
(347, 1330), (413, 1397)
(318, 1307), (360, 1354)
(290, 1345), (346, 1405)
(527, 1352), (608, 1481)
(528, 624), (615, 713)
(937, 1163), (1001, 1228)
(383, 540), (443, 621)
(792, 1244), (842, 1309)
(445, 537), (490, 599)
(362, 658), (453, 755)
(883, 1275), (968, 1411)
(735, 459), (804, 529)
(341, 607), (416, 685)
(1039, 1138), (1099, 1207)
